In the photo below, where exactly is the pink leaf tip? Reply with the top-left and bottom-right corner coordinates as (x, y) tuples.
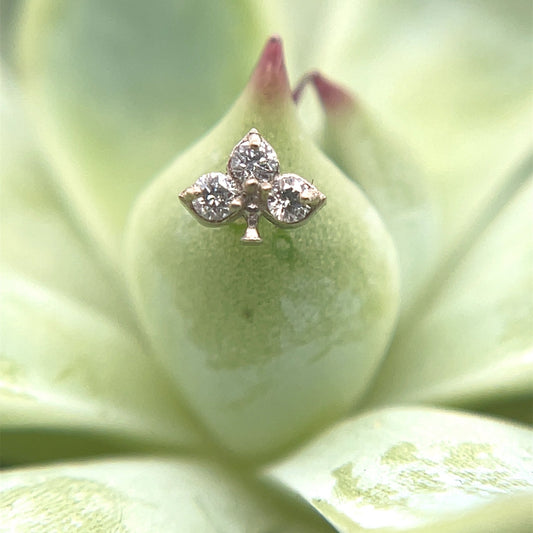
(248, 36), (291, 102)
(293, 71), (356, 114)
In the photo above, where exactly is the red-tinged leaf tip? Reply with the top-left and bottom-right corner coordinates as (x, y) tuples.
(292, 72), (315, 104)
(293, 71), (356, 114)
(248, 36), (291, 102)
(313, 73), (355, 111)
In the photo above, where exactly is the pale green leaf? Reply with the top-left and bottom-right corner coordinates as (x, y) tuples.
(126, 42), (399, 459)
(316, 88), (439, 308)
(364, 177), (533, 410)
(0, 75), (132, 326)
(0, 271), (199, 458)
(0, 457), (334, 532)
(1, 77), (198, 457)
(16, 0), (271, 257)
(266, 407), (533, 532)
(0, 0), (21, 65)
(302, 0), (533, 248)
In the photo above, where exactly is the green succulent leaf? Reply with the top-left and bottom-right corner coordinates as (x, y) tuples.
(297, 74), (439, 308)
(0, 271), (199, 458)
(0, 76), (131, 325)
(16, 0), (270, 258)
(126, 40), (399, 459)
(0, 457), (334, 532)
(266, 407), (533, 532)
(365, 176), (533, 414)
(0, 79), (198, 460)
(3, 0), (531, 528)
(308, 0), (533, 248)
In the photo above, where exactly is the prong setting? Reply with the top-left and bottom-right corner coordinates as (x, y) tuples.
(179, 186), (202, 203)
(300, 189), (325, 207)
(179, 130), (326, 243)
(247, 130), (262, 148)
(260, 182), (272, 202)
(244, 178), (260, 195)
(229, 198), (243, 212)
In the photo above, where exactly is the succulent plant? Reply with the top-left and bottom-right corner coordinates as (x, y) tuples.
(1, 1), (532, 532)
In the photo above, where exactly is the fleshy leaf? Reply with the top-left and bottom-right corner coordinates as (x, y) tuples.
(266, 407), (533, 532)
(306, 0), (533, 248)
(16, 0), (270, 256)
(295, 73), (439, 308)
(364, 177), (533, 413)
(0, 78), (198, 460)
(0, 457), (334, 532)
(126, 38), (399, 459)
(0, 1), (21, 66)
(0, 271), (199, 461)
(0, 75), (132, 326)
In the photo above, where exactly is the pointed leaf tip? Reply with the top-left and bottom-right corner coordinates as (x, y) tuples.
(293, 72), (356, 113)
(313, 73), (355, 111)
(248, 36), (291, 102)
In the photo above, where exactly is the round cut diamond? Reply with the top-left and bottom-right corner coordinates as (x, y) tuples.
(228, 136), (279, 183)
(191, 173), (240, 222)
(267, 175), (313, 224)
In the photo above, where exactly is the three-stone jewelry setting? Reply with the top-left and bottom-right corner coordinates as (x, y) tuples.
(179, 129), (326, 245)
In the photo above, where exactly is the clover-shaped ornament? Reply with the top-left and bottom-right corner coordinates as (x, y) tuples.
(179, 129), (326, 244)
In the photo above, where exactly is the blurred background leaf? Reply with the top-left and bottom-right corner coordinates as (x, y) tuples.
(298, 76), (439, 309)
(16, 0), (270, 259)
(11, 0), (531, 287)
(285, 0), (533, 250)
(363, 175), (533, 423)
(0, 75), (199, 463)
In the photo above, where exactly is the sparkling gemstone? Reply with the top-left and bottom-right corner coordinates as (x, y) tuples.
(267, 174), (314, 224)
(227, 135), (279, 183)
(191, 173), (241, 222)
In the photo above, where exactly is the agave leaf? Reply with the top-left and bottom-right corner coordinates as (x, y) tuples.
(126, 39), (399, 459)
(0, 457), (334, 532)
(266, 407), (533, 532)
